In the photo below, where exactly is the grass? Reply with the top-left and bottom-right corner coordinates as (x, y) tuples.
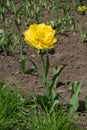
(0, 80), (81, 130)
(0, 81), (27, 129)
(29, 109), (80, 130)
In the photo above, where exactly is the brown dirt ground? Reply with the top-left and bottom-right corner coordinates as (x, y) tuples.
(0, 1), (87, 129)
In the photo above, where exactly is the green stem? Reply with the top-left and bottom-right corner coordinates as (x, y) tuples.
(40, 50), (45, 72)
(39, 50), (50, 96)
(40, 50), (47, 89)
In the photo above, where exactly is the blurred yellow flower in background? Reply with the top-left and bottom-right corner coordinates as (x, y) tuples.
(24, 23), (57, 49)
(78, 5), (87, 12)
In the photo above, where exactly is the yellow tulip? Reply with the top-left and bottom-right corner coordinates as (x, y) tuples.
(78, 6), (87, 12)
(24, 23), (57, 49)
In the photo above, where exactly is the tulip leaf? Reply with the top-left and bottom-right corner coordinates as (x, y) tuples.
(30, 58), (43, 84)
(47, 65), (64, 96)
(69, 81), (81, 113)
